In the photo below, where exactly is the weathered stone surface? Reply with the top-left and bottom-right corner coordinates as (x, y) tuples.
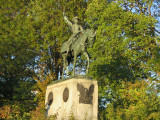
(45, 77), (98, 120)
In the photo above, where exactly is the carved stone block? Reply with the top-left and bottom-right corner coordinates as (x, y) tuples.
(45, 77), (98, 120)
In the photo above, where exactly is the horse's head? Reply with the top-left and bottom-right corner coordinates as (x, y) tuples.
(88, 29), (96, 47)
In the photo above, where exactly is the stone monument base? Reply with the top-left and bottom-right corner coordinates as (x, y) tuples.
(45, 76), (98, 120)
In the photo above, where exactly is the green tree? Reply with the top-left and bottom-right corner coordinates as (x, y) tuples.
(0, 0), (37, 103)
(85, 0), (160, 119)
(105, 80), (160, 120)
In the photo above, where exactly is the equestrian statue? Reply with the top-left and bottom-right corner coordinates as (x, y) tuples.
(61, 12), (96, 78)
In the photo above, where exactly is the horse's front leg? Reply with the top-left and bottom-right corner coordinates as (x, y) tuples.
(66, 60), (69, 75)
(62, 53), (68, 78)
(82, 51), (90, 73)
(62, 54), (65, 78)
(72, 53), (77, 76)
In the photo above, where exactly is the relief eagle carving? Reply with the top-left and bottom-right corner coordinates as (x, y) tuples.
(77, 83), (94, 104)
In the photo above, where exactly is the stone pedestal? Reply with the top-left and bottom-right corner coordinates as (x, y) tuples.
(45, 76), (98, 120)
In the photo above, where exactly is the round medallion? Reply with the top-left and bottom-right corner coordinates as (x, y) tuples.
(48, 92), (53, 106)
(63, 87), (69, 102)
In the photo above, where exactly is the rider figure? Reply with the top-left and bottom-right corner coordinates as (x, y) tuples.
(63, 12), (84, 53)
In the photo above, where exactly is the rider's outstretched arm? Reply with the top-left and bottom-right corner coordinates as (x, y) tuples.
(79, 25), (84, 32)
(63, 12), (72, 27)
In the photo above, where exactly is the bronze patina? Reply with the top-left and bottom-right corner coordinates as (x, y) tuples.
(61, 12), (96, 78)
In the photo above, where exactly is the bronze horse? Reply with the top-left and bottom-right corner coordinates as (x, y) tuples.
(60, 29), (96, 78)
